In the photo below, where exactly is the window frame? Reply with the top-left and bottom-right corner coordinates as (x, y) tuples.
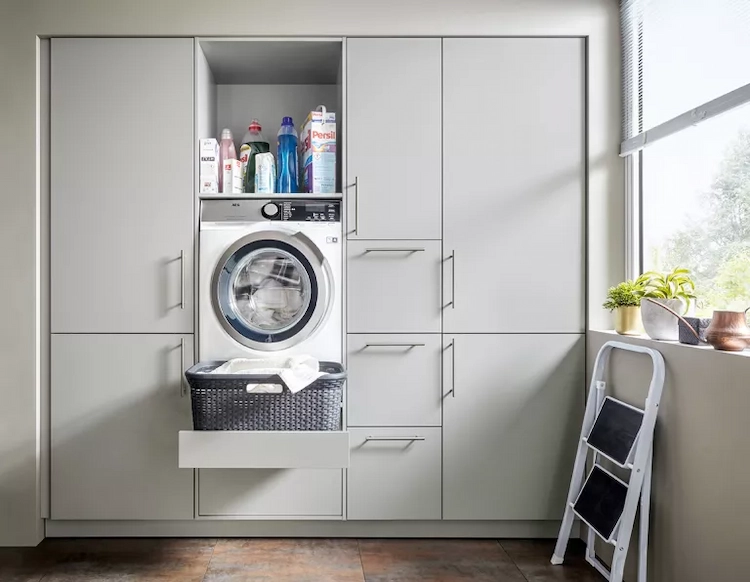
(621, 0), (750, 282)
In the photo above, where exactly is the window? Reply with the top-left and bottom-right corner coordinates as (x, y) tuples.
(622, 0), (750, 313)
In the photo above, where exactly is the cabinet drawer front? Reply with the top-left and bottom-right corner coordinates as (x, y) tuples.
(179, 431), (349, 469)
(347, 335), (441, 426)
(199, 469), (342, 517)
(347, 241), (441, 333)
(348, 428), (441, 520)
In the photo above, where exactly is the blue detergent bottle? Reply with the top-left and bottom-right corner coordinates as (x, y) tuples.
(276, 117), (299, 193)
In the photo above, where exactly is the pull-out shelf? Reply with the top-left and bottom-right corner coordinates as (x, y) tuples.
(178, 430), (350, 469)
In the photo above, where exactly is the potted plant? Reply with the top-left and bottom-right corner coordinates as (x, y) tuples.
(603, 280), (644, 335)
(637, 267), (697, 341)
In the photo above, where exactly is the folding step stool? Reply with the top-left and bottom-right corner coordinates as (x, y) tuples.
(551, 340), (665, 582)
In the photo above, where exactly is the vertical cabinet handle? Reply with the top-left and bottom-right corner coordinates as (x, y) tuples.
(444, 252), (455, 309)
(179, 250), (186, 310)
(180, 337), (187, 398)
(349, 176), (359, 235)
(444, 340), (456, 398)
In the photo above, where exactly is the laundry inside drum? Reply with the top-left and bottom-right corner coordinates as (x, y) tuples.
(229, 248), (312, 333)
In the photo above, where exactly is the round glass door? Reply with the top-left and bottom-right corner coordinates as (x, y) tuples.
(212, 232), (330, 351)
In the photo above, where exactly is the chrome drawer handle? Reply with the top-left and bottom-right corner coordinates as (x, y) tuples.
(364, 248), (425, 253)
(363, 343), (425, 348)
(365, 436), (426, 442)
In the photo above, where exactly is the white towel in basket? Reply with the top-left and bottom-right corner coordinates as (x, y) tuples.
(210, 355), (325, 394)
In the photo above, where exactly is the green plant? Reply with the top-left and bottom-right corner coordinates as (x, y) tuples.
(636, 267), (697, 309)
(603, 280), (644, 311)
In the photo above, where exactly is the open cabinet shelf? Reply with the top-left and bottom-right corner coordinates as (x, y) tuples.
(195, 37), (344, 198)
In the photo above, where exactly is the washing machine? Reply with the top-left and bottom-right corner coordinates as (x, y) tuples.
(199, 198), (342, 362)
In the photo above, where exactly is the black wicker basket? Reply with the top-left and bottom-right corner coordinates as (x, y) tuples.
(185, 361), (346, 431)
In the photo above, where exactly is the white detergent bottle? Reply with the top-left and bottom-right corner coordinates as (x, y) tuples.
(218, 128), (236, 191)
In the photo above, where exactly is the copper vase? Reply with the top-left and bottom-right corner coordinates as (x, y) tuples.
(704, 309), (750, 352)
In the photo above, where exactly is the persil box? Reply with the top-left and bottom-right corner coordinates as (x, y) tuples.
(300, 106), (336, 194)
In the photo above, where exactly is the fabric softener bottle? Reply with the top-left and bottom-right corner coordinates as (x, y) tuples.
(240, 120), (270, 193)
(276, 117), (299, 194)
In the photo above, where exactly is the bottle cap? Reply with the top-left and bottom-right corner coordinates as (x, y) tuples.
(282, 116), (294, 126)
(220, 128), (233, 140)
(248, 119), (262, 131)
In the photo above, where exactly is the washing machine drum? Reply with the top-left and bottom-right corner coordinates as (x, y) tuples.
(212, 230), (332, 351)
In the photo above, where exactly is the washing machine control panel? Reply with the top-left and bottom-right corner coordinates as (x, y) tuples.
(263, 200), (341, 222)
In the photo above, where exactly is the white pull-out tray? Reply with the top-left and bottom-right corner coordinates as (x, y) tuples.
(179, 430), (350, 469)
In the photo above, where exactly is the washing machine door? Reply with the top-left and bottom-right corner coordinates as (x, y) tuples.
(212, 230), (332, 352)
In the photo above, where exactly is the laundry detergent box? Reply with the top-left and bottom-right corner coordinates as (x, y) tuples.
(300, 106), (336, 194)
(222, 158), (243, 194)
(199, 138), (219, 194)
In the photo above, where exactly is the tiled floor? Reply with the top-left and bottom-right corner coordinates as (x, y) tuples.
(0, 538), (601, 581)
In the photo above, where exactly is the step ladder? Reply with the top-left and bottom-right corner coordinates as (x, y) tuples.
(551, 340), (665, 582)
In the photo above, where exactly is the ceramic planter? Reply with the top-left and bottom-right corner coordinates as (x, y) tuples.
(614, 306), (641, 336)
(640, 298), (684, 341)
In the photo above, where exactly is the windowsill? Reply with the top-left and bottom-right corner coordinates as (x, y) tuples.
(588, 329), (750, 359)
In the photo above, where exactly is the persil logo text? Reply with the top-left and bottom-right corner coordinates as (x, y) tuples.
(312, 130), (336, 140)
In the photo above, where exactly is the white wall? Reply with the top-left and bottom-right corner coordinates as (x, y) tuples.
(0, 0), (621, 545)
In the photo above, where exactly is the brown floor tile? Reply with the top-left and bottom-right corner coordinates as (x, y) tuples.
(203, 538), (365, 582)
(501, 539), (601, 581)
(358, 539), (526, 582)
(33, 538), (217, 582)
(0, 546), (65, 582)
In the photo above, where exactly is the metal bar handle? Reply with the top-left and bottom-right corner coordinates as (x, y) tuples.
(365, 436), (426, 442)
(364, 343), (425, 348)
(179, 250), (186, 310)
(444, 340), (456, 398)
(179, 338), (187, 397)
(364, 248), (425, 253)
(444, 252), (455, 309)
(348, 176), (359, 235)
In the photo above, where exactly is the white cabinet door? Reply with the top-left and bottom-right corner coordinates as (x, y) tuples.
(51, 38), (194, 333)
(443, 334), (584, 520)
(348, 428), (441, 520)
(442, 38), (585, 333)
(346, 38), (442, 240)
(51, 334), (194, 520)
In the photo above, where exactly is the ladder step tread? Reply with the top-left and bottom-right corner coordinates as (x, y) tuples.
(573, 465), (628, 542)
(587, 397), (644, 465)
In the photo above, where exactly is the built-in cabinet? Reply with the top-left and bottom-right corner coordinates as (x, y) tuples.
(345, 36), (586, 522)
(50, 38), (194, 334)
(50, 38), (196, 521)
(51, 334), (194, 520)
(47, 35), (586, 528)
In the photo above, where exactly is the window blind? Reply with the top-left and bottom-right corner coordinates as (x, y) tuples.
(620, 0), (750, 156)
